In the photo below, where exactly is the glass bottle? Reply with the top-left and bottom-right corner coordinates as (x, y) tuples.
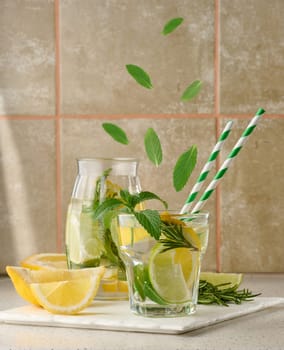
(65, 158), (141, 299)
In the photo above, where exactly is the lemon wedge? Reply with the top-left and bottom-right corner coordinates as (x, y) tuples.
(20, 253), (68, 270)
(6, 265), (105, 314)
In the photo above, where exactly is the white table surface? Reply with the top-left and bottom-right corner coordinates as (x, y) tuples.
(1, 273), (284, 350)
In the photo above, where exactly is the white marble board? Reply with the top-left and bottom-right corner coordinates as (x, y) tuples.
(0, 297), (283, 335)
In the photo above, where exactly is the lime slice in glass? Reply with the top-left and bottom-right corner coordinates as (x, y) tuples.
(148, 244), (195, 303)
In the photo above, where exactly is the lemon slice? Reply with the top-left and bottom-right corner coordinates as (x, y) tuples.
(183, 227), (201, 250)
(20, 253), (68, 270)
(6, 266), (40, 305)
(30, 276), (101, 315)
(148, 244), (200, 303)
(160, 212), (202, 250)
(100, 279), (128, 293)
(200, 272), (243, 288)
(6, 265), (105, 314)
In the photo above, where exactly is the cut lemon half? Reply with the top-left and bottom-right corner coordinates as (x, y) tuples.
(148, 244), (200, 303)
(6, 265), (105, 314)
(200, 272), (243, 288)
(20, 253), (68, 270)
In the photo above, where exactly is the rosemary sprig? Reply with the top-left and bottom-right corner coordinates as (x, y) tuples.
(198, 280), (261, 306)
(159, 221), (196, 252)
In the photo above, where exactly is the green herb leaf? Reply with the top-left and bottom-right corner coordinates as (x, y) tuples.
(134, 209), (161, 240)
(181, 80), (202, 101)
(173, 145), (197, 191)
(102, 123), (129, 145)
(93, 198), (124, 221)
(198, 280), (261, 306)
(119, 190), (167, 210)
(135, 191), (168, 209)
(119, 189), (133, 205)
(159, 220), (196, 252)
(144, 128), (163, 166)
(162, 17), (184, 35)
(126, 64), (153, 89)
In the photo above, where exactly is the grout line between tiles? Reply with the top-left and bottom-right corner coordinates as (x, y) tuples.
(215, 0), (222, 272)
(0, 115), (56, 119)
(214, 0), (220, 117)
(55, 0), (63, 253)
(215, 118), (222, 273)
(0, 114), (282, 120)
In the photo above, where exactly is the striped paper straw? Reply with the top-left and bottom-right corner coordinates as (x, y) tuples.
(180, 120), (234, 214)
(190, 108), (265, 214)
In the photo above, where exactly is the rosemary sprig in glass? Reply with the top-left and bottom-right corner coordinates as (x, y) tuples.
(159, 220), (196, 252)
(198, 280), (261, 306)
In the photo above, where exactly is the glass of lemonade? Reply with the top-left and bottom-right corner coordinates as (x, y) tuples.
(111, 211), (209, 317)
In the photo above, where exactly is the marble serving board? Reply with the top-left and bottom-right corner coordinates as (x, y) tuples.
(0, 297), (283, 335)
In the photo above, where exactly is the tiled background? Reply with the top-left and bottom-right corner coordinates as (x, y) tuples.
(0, 0), (283, 274)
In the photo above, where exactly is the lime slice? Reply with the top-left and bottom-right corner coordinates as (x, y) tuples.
(66, 207), (81, 264)
(133, 264), (168, 305)
(148, 244), (197, 303)
(200, 272), (243, 288)
(79, 209), (104, 260)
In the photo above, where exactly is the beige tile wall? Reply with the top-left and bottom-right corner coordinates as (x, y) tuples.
(0, 0), (283, 273)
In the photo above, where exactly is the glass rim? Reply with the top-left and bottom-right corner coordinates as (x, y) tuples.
(118, 211), (209, 219)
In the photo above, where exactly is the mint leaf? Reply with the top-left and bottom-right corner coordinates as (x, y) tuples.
(162, 17), (184, 35)
(126, 64), (153, 89)
(119, 190), (141, 208)
(181, 80), (202, 101)
(102, 123), (129, 145)
(93, 198), (124, 220)
(135, 191), (168, 209)
(134, 210), (161, 240)
(144, 128), (163, 166)
(119, 190), (167, 210)
(173, 145), (197, 191)
(119, 189), (133, 204)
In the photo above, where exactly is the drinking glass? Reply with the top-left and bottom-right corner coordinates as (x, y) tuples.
(112, 211), (209, 317)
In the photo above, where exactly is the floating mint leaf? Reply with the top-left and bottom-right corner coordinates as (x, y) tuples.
(173, 145), (197, 192)
(126, 64), (153, 89)
(102, 123), (129, 145)
(134, 210), (161, 240)
(144, 128), (163, 166)
(181, 80), (202, 101)
(162, 17), (184, 35)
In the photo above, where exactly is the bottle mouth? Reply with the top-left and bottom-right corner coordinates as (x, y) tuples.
(77, 157), (139, 163)
(77, 157), (139, 176)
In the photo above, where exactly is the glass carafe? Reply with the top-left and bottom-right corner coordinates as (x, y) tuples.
(65, 158), (141, 299)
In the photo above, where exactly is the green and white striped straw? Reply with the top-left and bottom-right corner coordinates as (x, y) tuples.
(190, 108), (265, 214)
(180, 120), (234, 214)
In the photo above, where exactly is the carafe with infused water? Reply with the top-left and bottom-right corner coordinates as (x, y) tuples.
(65, 158), (141, 299)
